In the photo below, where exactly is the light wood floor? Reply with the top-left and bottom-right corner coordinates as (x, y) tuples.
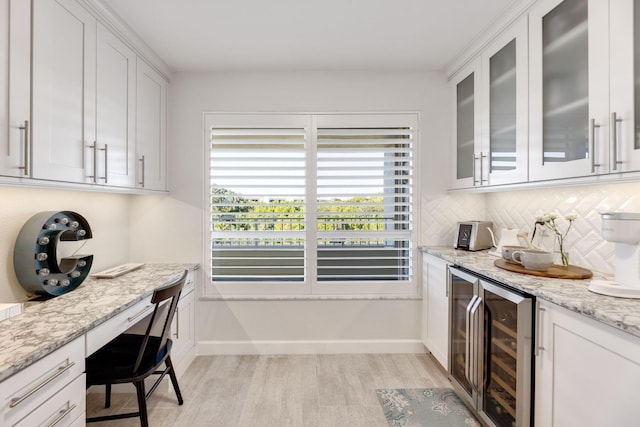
(86, 353), (450, 427)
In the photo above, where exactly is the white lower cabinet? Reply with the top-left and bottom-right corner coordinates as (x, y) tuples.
(421, 253), (450, 369)
(535, 300), (640, 426)
(171, 289), (195, 376)
(0, 337), (85, 426)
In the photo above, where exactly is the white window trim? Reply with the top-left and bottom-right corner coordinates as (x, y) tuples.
(202, 112), (421, 299)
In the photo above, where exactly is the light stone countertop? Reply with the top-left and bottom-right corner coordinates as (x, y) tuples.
(420, 246), (640, 339)
(0, 263), (198, 383)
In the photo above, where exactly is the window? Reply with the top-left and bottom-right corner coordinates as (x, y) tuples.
(205, 113), (418, 297)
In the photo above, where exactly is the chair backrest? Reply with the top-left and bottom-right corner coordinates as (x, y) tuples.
(134, 270), (188, 373)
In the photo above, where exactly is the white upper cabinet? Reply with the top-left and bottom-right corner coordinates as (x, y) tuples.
(31, 0), (96, 183)
(136, 59), (167, 191)
(96, 23), (136, 187)
(529, 0), (609, 181)
(609, 0), (640, 173)
(451, 58), (482, 189)
(0, 0), (31, 178)
(451, 17), (529, 189)
(481, 17), (529, 186)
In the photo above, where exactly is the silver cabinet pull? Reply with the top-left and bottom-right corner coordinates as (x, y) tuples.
(173, 306), (180, 339)
(138, 155), (145, 187)
(18, 120), (29, 176)
(9, 361), (75, 408)
(472, 153), (479, 186)
(535, 303), (546, 356)
(480, 152), (488, 183)
(127, 304), (152, 323)
(48, 402), (77, 427)
(100, 144), (108, 183)
(89, 142), (98, 183)
(590, 119), (602, 173)
(611, 112), (623, 171)
(445, 266), (450, 298)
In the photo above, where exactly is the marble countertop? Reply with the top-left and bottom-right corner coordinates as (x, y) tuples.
(420, 246), (640, 340)
(0, 263), (198, 383)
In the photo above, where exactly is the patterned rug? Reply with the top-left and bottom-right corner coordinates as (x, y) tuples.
(376, 388), (481, 427)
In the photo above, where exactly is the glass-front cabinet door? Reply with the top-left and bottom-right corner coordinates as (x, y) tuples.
(529, 0), (609, 180)
(481, 17), (529, 185)
(610, 0), (640, 173)
(451, 59), (481, 189)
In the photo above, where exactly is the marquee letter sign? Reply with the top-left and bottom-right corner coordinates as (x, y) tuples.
(14, 211), (93, 297)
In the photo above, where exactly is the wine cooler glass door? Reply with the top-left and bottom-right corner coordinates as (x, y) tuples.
(481, 280), (533, 427)
(448, 268), (479, 400)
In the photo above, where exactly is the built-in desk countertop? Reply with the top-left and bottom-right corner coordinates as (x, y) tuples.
(420, 246), (640, 339)
(0, 263), (198, 383)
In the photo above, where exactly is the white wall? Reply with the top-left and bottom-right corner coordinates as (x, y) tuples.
(130, 70), (457, 353)
(0, 187), (131, 302)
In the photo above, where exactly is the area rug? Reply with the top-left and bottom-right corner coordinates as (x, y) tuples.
(376, 388), (481, 427)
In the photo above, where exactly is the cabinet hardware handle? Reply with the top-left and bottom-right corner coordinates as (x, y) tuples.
(611, 112), (623, 171)
(88, 142), (98, 183)
(480, 152), (488, 183)
(535, 303), (546, 356)
(9, 361), (75, 408)
(138, 155), (145, 187)
(18, 120), (29, 176)
(100, 144), (108, 183)
(174, 306), (180, 339)
(127, 304), (153, 323)
(48, 402), (77, 427)
(445, 265), (450, 298)
(472, 154), (479, 186)
(590, 119), (602, 173)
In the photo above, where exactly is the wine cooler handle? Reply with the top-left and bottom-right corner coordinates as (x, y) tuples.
(536, 302), (546, 356)
(465, 295), (478, 386)
(469, 296), (482, 391)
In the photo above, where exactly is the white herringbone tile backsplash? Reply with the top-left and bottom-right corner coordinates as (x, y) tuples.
(420, 182), (640, 275)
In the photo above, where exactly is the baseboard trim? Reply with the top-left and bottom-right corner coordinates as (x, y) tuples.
(197, 339), (424, 355)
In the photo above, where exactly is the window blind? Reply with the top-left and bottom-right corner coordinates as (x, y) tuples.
(316, 126), (413, 281)
(210, 127), (306, 282)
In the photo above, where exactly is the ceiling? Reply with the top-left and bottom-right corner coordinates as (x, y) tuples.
(103, 0), (518, 73)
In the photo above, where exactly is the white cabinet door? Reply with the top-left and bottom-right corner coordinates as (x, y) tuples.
(136, 59), (167, 191)
(31, 0), (96, 183)
(451, 58), (482, 189)
(96, 23), (136, 187)
(529, 0), (610, 181)
(171, 289), (195, 371)
(609, 0), (640, 173)
(421, 254), (449, 369)
(481, 17), (529, 186)
(535, 301), (640, 427)
(0, 0), (30, 178)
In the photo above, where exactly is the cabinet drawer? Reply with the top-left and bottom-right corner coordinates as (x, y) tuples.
(85, 296), (152, 356)
(14, 373), (85, 427)
(0, 337), (84, 426)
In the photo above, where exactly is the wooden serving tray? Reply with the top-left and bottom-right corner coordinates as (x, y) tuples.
(494, 259), (593, 279)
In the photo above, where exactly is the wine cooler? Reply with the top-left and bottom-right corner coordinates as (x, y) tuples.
(448, 266), (534, 427)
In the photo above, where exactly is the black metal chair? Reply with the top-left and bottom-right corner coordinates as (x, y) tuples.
(86, 270), (187, 427)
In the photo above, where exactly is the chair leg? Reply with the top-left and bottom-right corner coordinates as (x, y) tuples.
(165, 356), (184, 405)
(105, 383), (111, 408)
(134, 381), (149, 427)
